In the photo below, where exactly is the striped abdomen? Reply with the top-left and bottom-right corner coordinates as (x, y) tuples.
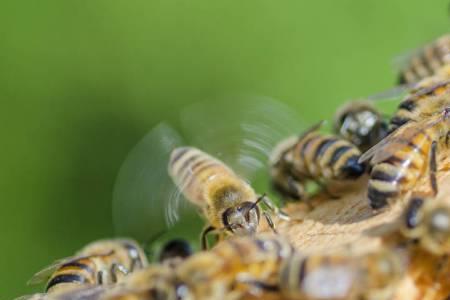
(280, 253), (357, 300)
(46, 257), (100, 294)
(169, 147), (247, 207)
(291, 132), (365, 181)
(390, 81), (450, 132)
(398, 34), (450, 85)
(367, 133), (432, 210)
(212, 236), (294, 289)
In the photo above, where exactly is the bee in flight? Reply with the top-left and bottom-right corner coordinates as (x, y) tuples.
(270, 121), (366, 201)
(169, 146), (288, 249)
(27, 239), (148, 295)
(397, 34), (450, 85)
(333, 100), (389, 152)
(279, 249), (404, 300)
(360, 106), (450, 210)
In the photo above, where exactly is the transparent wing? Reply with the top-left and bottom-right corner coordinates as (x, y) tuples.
(48, 286), (109, 300)
(14, 294), (47, 300)
(27, 256), (75, 285)
(179, 94), (304, 187)
(112, 123), (188, 242)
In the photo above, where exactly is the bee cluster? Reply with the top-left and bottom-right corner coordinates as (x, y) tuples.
(16, 34), (450, 300)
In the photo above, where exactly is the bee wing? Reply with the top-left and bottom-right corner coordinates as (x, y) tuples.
(48, 286), (110, 300)
(179, 94), (304, 184)
(14, 294), (47, 300)
(27, 256), (76, 285)
(112, 122), (186, 241)
(357, 128), (397, 164)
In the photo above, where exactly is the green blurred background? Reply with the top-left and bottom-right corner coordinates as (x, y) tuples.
(1, 0), (448, 298)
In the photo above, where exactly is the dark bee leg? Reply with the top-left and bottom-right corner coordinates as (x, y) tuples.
(429, 141), (438, 196)
(97, 271), (105, 285)
(260, 195), (293, 222)
(200, 225), (217, 250)
(110, 263), (129, 282)
(262, 211), (277, 234)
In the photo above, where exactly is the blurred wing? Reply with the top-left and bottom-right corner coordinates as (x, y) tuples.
(179, 94), (304, 184)
(48, 286), (109, 300)
(112, 123), (187, 241)
(27, 256), (75, 285)
(366, 85), (411, 103)
(357, 127), (395, 164)
(14, 294), (47, 300)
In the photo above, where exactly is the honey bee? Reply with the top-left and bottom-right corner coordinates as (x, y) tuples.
(270, 122), (366, 201)
(389, 80), (450, 132)
(401, 196), (450, 255)
(333, 100), (389, 151)
(359, 106), (450, 210)
(397, 34), (450, 85)
(169, 146), (288, 249)
(279, 249), (404, 300)
(113, 95), (302, 244)
(176, 235), (295, 299)
(28, 239), (148, 295)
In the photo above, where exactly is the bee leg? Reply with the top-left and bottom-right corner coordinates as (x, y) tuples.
(200, 225), (217, 250)
(263, 211), (277, 233)
(110, 263), (129, 282)
(97, 270), (105, 285)
(429, 141), (438, 196)
(260, 194), (294, 222)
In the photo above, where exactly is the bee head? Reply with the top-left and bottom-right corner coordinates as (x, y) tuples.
(423, 204), (450, 254)
(222, 201), (260, 236)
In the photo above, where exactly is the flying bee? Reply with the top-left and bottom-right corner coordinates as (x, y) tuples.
(279, 249), (404, 300)
(28, 239), (148, 295)
(397, 34), (450, 85)
(389, 79), (450, 132)
(169, 146), (288, 249)
(359, 106), (450, 210)
(176, 235), (295, 299)
(113, 96), (302, 246)
(333, 100), (389, 152)
(270, 122), (366, 201)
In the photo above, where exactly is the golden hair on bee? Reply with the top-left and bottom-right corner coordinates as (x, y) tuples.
(402, 196), (450, 255)
(390, 80), (450, 132)
(29, 239), (148, 295)
(279, 249), (404, 300)
(334, 100), (388, 152)
(169, 146), (285, 249)
(271, 122), (366, 201)
(398, 34), (450, 85)
(176, 235), (294, 299)
(361, 107), (450, 210)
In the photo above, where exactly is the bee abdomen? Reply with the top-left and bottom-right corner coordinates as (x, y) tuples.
(368, 163), (403, 209)
(315, 138), (364, 179)
(46, 260), (96, 292)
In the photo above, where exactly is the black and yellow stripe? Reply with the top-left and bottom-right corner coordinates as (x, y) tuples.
(292, 132), (365, 181)
(389, 80), (450, 132)
(46, 258), (97, 293)
(398, 34), (450, 85)
(367, 131), (432, 210)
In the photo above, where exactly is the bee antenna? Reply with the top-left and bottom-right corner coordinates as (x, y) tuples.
(249, 193), (266, 211)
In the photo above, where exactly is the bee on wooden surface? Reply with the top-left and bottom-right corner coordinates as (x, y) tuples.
(401, 196), (450, 255)
(270, 122), (366, 201)
(389, 80), (450, 132)
(169, 146), (288, 249)
(359, 107), (450, 210)
(28, 239), (148, 295)
(334, 100), (389, 152)
(279, 249), (404, 300)
(176, 235), (295, 299)
(397, 34), (450, 85)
